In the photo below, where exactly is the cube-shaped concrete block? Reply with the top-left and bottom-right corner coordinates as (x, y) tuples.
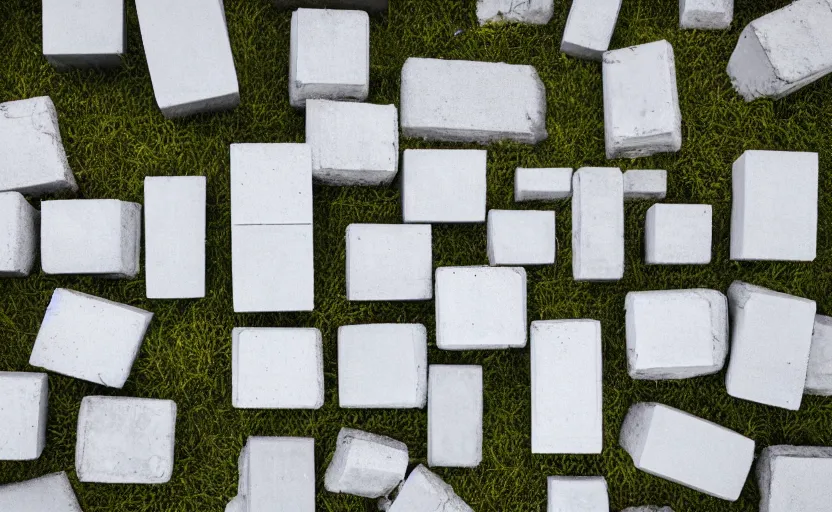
(232, 328), (324, 409)
(531, 320), (602, 454)
(0, 472), (82, 512)
(400, 57), (547, 144)
(624, 170), (667, 200)
(338, 324), (427, 408)
(622, 507), (674, 512)
(41, 199), (141, 279)
(680, 0), (732, 30)
(237, 437), (315, 512)
(274, 0), (387, 12)
(76, 396), (176, 484)
(346, 224), (432, 301)
(730, 150), (818, 261)
(561, 0), (622, 60)
(0, 372), (48, 460)
(572, 168), (624, 281)
(727, 0), (832, 101)
(401, 149), (487, 224)
(42, 0), (125, 69)
(806, 315), (832, 396)
(0, 96), (77, 196)
(757, 445), (832, 512)
(0, 192), (38, 277)
(515, 167), (572, 202)
(30, 288), (153, 388)
(306, 99), (399, 186)
(324, 428), (408, 498)
(620, 402), (755, 501)
(645, 204), (712, 265)
(388, 465), (473, 512)
(135, 0), (239, 118)
(435, 266), (527, 350)
(428, 365), (482, 468)
(547, 476), (609, 512)
(487, 210), (556, 266)
(603, 41), (682, 159)
(477, 0), (554, 25)
(726, 281), (816, 410)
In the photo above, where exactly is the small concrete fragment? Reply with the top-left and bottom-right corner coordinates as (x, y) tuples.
(515, 167), (572, 202)
(0, 192), (38, 277)
(561, 0), (622, 60)
(487, 210), (555, 266)
(235, 437), (315, 512)
(324, 428), (408, 498)
(428, 365), (483, 468)
(757, 445), (832, 512)
(477, 0), (554, 25)
(274, 0), (387, 12)
(623, 170), (667, 200)
(0, 372), (48, 460)
(805, 315), (832, 396)
(388, 465), (473, 512)
(572, 167), (624, 281)
(42, 0), (125, 69)
(547, 476), (609, 512)
(680, 0), (733, 30)
(645, 204), (712, 265)
(0, 472), (82, 512)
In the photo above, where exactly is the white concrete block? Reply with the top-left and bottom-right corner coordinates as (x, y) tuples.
(400, 57), (548, 144)
(75, 396), (176, 484)
(515, 168), (572, 202)
(547, 476), (609, 512)
(275, 0), (387, 12)
(806, 315), (832, 396)
(401, 149), (487, 224)
(0, 192), (38, 277)
(645, 204), (712, 265)
(225, 495), (246, 512)
(232, 328), (324, 409)
(531, 320), (602, 454)
(388, 465), (473, 512)
(603, 41), (682, 159)
(30, 288), (153, 388)
(757, 445), (832, 512)
(237, 437), (315, 512)
(0, 372), (48, 460)
(324, 428), (408, 498)
(0, 96), (77, 196)
(477, 0), (554, 25)
(622, 507), (674, 512)
(435, 266), (527, 350)
(42, 0), (125, 69)
(572, 167), (624, 281)
(487, 210), (556, 266)
(623, 170), (667, 200)
(0, 472), (82, 512)
(428, 365), (482, 468)
(680, 0), (733, 29)
(560, 0), (622, 60)
(41, 199), (141, 279)
(625, 290), (728, 380)
(620, 402), (755, 501)
(231, 224), (314, 312)
(306, 99), (399, 186)
(346, 224), (432, 301)
(730, 150), (818, 261)
(727, 0), (832, 101)
(135, 0), (239, 118)
(726, 281), (816, 410)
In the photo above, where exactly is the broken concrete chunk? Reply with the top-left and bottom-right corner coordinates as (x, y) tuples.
(805, 315), (832, 396)
(0, 472), (82, 512)
(42, 0), (125, 69)
(0, 192), (38, 277)
(547, 476), (609, 512)
(236, 437), (315, 512)
(274, 0), (387, 12)
(645, 204), (712, 265)
(0, 372), (48, 460)
(428, 365), (483, 468)
(515, 167), (572, 201)
(561, 0), (622, 60)
(477, 0), (554, 25)
(572, 167), (624, 281)
(680, 0), (733, 30)
(757, 445), (832, 512)
(623, 170), (667, 200)
(324, 428), (408, 498)
(388, 465), (473, 512)
(487, 210), (555, 266)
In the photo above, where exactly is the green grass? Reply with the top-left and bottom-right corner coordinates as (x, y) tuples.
(1, 0), (831, 510)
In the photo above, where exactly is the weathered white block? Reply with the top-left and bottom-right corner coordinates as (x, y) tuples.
(622, 507), (674, 512)
(624, 170), (667, 200)
(400, 58), (547, 144)
(232, 328), (324, 409)
(30, 288), (153, 388)
(338, 324), (427, 408)
(0, 96), (77, 196)
(0, 472), (82, 512)
(135, 0), (239, 118)
(324, 428), (408, 498)
(531, 320), (602, 454)
(0, 372), (48, 460)
(435, 266), (527, 350)
(603, 41), (682, 159)
(547, 476), (609, 512)
(388, 465), (473, 512)
(727, 0), (832, 101)
(620, 402), (755, 501)
(41, 199), (141, 279)
(806, 315), (832, 396)
(572, 168), (624, 281)
(487, 210), (556, 266)
(236, 437), (315, 512)
(515, 167), (572, 202)
(76, 396), (176, 484)
(680, 0), (733, 29)
(645, 204), (712, 265)
(306, 99), (399, 186)
(0, 192), (38, 277)
(477, 0), (554, 25)
(346, 224), (432, 301)
(428, 365), (482, 468)
(726, 281), (816, 410)
(730, 150), (818, 261)
(757, 445), (832, 512)
(560, 0), (622, 60)
(42, 0), (125, 69)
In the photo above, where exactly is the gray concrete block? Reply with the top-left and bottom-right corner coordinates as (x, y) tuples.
(477, 0), (554, 25)
(757, 445), (832, 512)
(572, 167), (624, 281)
(388, 465), (473, 512)
(428, 365), (482, 468)
(0, 372), (48, 460)
(0, 192), (38, 277)
(806, 315), (832, 396)
(0, 472), (82, 512)
(515, 167), (572, 201)
(561, 0), (622, 60)
(680, 0), (732, 29)
(623, 170), (667, 200)
(645, 204), (712, 265)
(324, 428), (408, 498)
(42, 0), (125, 70)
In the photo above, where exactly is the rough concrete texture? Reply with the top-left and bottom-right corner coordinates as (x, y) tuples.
(679, 0), (733, 29)
(324, 428), (408, 498)
(0, 372), (48, 460)
(645, 204), (713, 265)
(487, 210), (556, 266)
(388, 465), (473, 512)
(0, 472), (82, 512)
(623, 169), (667, 200)
(757, 445), (832, 512)
(235, 437), (315, 512)
(572, 167), (624, 281)
(428, 365), (483, 468)
(515, 167), (572, 201)
(273, 0), (387, 12)
(0, 192), (38, 277)
(477, 0), (554, 25)
(42, 0), (125, 69)
(806, 315), (832, 396)
(561, 0), (622, 60)
(547, 476), (609, 512)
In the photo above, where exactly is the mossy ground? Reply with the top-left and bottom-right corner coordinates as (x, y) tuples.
(1, 0), (831, 510)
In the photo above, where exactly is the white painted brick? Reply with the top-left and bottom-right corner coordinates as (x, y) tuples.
(620, 402), (755, 501)
(572, 167), (624, 281)
(388, 465), (473, 512)
(560, 0), (622, 60)
(0, 192), (38, 277)
(237, 437), (315, 512)
(275, 0), (387, 11)
(622, 507), (674, 512)
(324, 428), (408, 498)
(30, 288), (153, 389)
(428, 365), (482, 468)
(75, 396), (176, 484)
(42, 0), (124, 69)
(515, 167), (572, 202)
(603, 41), (682, 159)
(400, 57), (547, 144)
(757, 445), (832, 512)
(0, 372), (48, 460)
(547, 476), (609, 512)
(232, 328), (324, 409)
(726, 281), (816, 410)
(0, 472), (82, 512)
(477, 0), (554, 25)
(487, 210), (556, 266)
(680, 0), (733, 29)
(806, 315), (832, 396)
(730, 150), (818, 261)
(623, 170), (667, 200)
(531, 320), (602, 454)
(645, 204), (712, 265)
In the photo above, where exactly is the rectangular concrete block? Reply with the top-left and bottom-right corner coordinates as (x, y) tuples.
(547, 476), (609, 512)
(515, 167), (572, 201)
(0, 192), (38, 277)
(623, 169), (667, 200)
(487, 210), (556, 266)
(620, 402), (755, 501)
(0, 372), (48, 460)
(400, 57), (547, 144)
(42, 0), (125, 69)
(757, 445), (832, 512)
(324, 428), (408, 498)
(572, 167), (624, 281)
(531, 320), (602, 454)
(680, 0), (733, 29)
(806, 315), (832, 396)
(645, 204), (712, 265)
(477, 0), (554, 25)
(388, 465), (473, 512)
(274, 0), (387, 12)
(622, 507), (674, 512)
(561, 0), (622, 60)
(428, 365), (482, 468)
(0, 472), (82, 512)
(238, 437), (315, 512)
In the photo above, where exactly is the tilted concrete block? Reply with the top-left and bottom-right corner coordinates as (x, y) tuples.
(477, 0), (554, 25)
(645, 204), (712, 265)
(572, 167), (624, 281)
(487, 210), (556, 266)
(428, 365), (482, 468)
(324, 428), (408, 498)
(806, 315), (832, 396)
(388, 465), (473, 512)
(274, 0), (387, 12)
(680, 0), (733, 30)
(515, 167), (572, 201)
(547, 476), (609, 512)
(561, 0), (622, 60)
(236, 437), (315, 512)
(623, 170), (667, 200)
(0, 192), (38, 277)
(757, 445), (832, 512)
(0, 472), (82, 512)
(42, 0), (125, 69)
(0, 372), (48, 460)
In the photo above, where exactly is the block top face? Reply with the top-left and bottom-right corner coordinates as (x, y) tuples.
(42, 0), (125, 56)
(759, 445), (832, 512)
(623, 169), (667, 199)
(292, 9), (369, 87)
(679, 0), (733, 29)
(476, 0), (555, 25)
(0, 372), (48, 461)
(547, 476), (609, 512)
(806, 315), (832, 395)
(487, 209), (556, 266)
(324, 427), (409, 498)
(645, 204), (713, 265)
(561, 0), (623, 59)
(389, 465), (474, 512)
(0, 472), (83, 512)
(243, 436), (315, 512)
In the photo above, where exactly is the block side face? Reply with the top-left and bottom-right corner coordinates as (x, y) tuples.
(42, 0), (125, 58)
(572, 168), (624, 280)
(428, 365), (483, 467)
(0, 472), (83, 512)
(514, 167), (573, 201)
(623, 169), (667, 199)
(477, 0), (555, 25)
(402, 150), (487, 223)
(0, 372), (49, 460)
(561, 0), (622, 59)
(0, 192), (38, 276)
(246, 437), (315, 512)
(806, 315), (832, 395)
(679, 0), (733, 29)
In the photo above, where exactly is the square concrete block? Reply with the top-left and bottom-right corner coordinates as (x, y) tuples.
(237, 437), (315, 512)
(135, 0), (239, 118)
(274, 0), (387, 12)
(477, 0), (554, 25)
(232, 328), (324, 409)
(428, 365), (482, 468)
(757, 445), (832, 512)
(346, 224), (432, 301)
(572, 168), (624, 281)
(547, 476), (609, 512)
(624, 170), (667, 200)
(41, 199), (141, 279)
(76, 396), (176, 484)
(0, 96), (77, 196)
(645, 204), (712, 265)
(806, 315), (832, 396)
(726, 281), (816, 410)
(561, 0), (622, 60)
(0, 372), (48, 460)
(401, 149), (487, 224)
(324, 428), (408, 498)
(730, 150), (818, 261)
(0, 472), (82, 512)
(388, 465), (473, 512)
(603, 41), (682, 159)
(620, 402), (755, 501)
(680, 0), (733, 29)
(400, 57), (547, 144)
(487, 210), (556, 266)
(531, 320), (602, 454)
(727, 0), (832, 101)
(515, 167), (572, 202)
(435, 266), (527, 350)
(0, 192), (38, 277)
(306, 99), (399, 186)
(622, 508), (674, 512)
(42, 0), (125, 69)
(30, 288), (153, 388)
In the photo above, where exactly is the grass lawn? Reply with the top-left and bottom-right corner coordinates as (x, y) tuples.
(2, 0), (832, 510)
